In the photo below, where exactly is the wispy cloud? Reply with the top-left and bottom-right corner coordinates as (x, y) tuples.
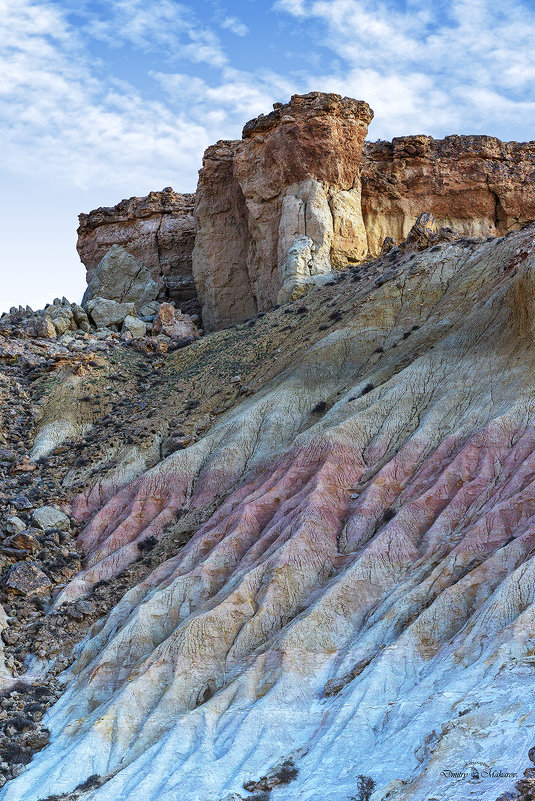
(0, 0), (229, 190)
(151, 66), (292, 129)
(274, 0), (535, 139)
(220, 15), (249, 37)
(81, 0), (228, 66)
(3, 0), (535, 202)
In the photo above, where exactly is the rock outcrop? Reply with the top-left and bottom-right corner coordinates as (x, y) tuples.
(76, 99), (535, 332)
(151, 302), (200, 339)
(361, 134), (535, 254)
(77, 189), (198, 313)
(193, 92), (373, 330)
(380, 211), (459, 257)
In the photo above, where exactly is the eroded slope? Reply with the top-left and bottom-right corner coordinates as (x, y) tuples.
(3, 228), (535, 801)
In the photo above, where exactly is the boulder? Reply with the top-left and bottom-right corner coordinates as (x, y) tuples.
(50, 313), (74, 336)
(5, 562), (51, 596)
(32, 505), (70, 531)
(72, 304), (91, 332)
(81, 244), (160, 310)
(397, 213), (459, 253)
(152, 303), (199, 339)
(24, 317), (56, 339)
(85, 297), (135, 329)
(122, 315), (147, 339)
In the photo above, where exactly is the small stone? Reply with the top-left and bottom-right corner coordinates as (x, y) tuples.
(9, 458), (36, 474)
(32, 506), (70, 532)
(23, 729), (50, 750)
(5, 532), (40, 554)
(121, 315), (146, 339)
(74, 599), (94, 616)
(13, 495), (32, 511)
(5, 562), (51, 596)
(5, 517), (26, 534)
(139, 301), (161, 317)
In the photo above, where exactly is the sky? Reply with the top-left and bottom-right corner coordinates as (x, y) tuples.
(2, 0), (535, 313)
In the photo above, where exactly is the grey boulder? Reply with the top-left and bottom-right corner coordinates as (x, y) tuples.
(121, 315), (147, 338)
(85, 297), (135, 329)
(32, 505), (71, 532)
(82, 244), (160, 310)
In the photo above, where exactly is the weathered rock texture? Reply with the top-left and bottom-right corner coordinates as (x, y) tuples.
(4, 225), (535, 801)
(81, 246), (159, 310)
(76, 98), (535, 332)
(77, 189), (198, 312)
(193, 92), (373, 330)
(361, 135), (535, 255)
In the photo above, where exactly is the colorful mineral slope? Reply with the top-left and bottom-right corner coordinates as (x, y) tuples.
(4, 224), (535, 801)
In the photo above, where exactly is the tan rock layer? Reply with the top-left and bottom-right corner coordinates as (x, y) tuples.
(361, 134), (535, 254)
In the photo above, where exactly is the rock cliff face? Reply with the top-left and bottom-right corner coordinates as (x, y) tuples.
(77, 188), (198, 312)
(361, 135), (535, 255)
(3, 224), (535, 801)
(192, 92), (373, 330)
(76, 97), (535, 332)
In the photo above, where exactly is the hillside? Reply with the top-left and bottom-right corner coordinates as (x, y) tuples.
(1, 93), (535, 801)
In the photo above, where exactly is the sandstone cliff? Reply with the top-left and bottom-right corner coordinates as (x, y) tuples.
(361, 135), (535, 254)
(76, 96), (535, 333)
(193, 92), (373, 330)
(77, 188), (198, 313)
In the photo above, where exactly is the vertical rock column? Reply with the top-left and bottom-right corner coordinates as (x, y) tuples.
(193, 92), (374, 330)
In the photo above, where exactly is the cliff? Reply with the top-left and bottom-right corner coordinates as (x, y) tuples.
(76, 95), (535, 332)
(361, 134), (535, 254)
(77, 188), (198, 312)
(193, 92), (373, 329)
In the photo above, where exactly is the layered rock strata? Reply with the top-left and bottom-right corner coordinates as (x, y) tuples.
(361, 135), (535, 255)
(76, 99), (535, 331)
(3, 225), (535, 801)
(192, 92), (374, 330)
(77, 189), (198, 312)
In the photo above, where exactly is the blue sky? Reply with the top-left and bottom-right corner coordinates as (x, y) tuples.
(2, 0), (535, 313)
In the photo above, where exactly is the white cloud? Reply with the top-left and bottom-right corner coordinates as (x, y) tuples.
(220, 15), (249, 37)
(83, 0), (228, 66)
(273, 0), (307, 15)
(274, 0), (535, 140)
(151, 66), (293, 131)
(0, 0), (229, 191)
(0, 0), (290, 199)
